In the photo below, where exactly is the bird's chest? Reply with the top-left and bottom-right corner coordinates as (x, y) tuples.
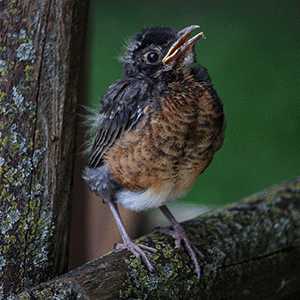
(105, 82), (224, 195)
(151, 87), (223, 194)
(149, 85), (223, 168)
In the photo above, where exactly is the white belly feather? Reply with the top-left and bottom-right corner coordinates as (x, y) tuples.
(116, 184), (175, 211)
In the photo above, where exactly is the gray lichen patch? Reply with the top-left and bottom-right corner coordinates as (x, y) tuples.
(0, 85), (34, 116)
(0, 59), (7, 76)
(16, 42), (35, 62)
(0, 207), (21, 235)
(0, 256), (6, 272)
(12, 86), (25, 107)
(18, 29), (28, 41)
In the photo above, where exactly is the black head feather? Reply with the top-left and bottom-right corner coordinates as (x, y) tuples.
(121, 27), (180, 78)
(133, 27), (177, 49)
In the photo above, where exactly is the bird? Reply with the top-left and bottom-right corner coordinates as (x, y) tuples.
(83, 25), (225, 278)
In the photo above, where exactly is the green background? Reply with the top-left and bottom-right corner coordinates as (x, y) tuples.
(85, 0), (300, 205)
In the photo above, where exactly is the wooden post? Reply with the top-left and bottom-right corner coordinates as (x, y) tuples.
(0, 0), (88, 296)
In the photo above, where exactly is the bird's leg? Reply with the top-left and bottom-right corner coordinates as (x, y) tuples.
(107, 200), (156, 272)
(159, 205), (202, 278)
(83, 167), (156, 271)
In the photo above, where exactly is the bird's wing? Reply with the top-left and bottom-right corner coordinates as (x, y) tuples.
(88, 79), (149, 168)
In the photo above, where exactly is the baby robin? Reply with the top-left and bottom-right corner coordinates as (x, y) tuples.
(83, 25), (225, 278)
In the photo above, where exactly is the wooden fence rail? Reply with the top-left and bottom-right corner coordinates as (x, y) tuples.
(18, 178), (300, 299)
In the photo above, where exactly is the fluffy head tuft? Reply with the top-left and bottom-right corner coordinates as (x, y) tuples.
(121, 27), (177, 63)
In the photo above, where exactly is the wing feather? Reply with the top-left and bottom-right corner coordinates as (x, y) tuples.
(88, 79), (149, 168)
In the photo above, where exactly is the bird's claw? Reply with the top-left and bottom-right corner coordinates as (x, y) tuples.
(114, 241), (155, 272)
(156, 224), (203, 278)
(138, 243), (157, 253)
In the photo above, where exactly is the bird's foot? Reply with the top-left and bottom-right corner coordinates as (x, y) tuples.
(157, 224), (203, 278)
(114, 240), (156, 272)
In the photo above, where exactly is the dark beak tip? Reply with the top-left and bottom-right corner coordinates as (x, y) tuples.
(178, 25), (201, 37)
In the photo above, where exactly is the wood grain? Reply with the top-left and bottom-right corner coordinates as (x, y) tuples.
(0, 0), (88, 296)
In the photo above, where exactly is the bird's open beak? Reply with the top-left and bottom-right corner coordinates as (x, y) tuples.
(162, 25), (205, 65)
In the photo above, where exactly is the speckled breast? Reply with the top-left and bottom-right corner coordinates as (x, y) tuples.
(105, 78), (224, 197)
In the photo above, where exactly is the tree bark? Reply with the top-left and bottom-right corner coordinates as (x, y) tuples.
(0, 0), (88, 296)
(17, 177), (300, 300)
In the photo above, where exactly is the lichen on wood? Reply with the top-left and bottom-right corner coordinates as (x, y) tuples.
(0, 0), (88, 297)
(17, 177), (300, 299)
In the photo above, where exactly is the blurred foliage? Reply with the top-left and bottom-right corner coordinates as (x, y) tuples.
(85, 0), (300, 205)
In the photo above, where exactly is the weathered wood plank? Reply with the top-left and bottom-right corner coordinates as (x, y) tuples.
(0, 0), (88, 296)
(18, 177), (300, 299)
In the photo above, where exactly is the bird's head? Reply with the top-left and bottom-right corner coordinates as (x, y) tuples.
(121, 25), (205, 80)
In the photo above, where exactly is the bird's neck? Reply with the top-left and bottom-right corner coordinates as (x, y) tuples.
(165, 66), (222, 118)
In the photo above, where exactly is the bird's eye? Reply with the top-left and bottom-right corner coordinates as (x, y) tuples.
(145, 51), (160, 64)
